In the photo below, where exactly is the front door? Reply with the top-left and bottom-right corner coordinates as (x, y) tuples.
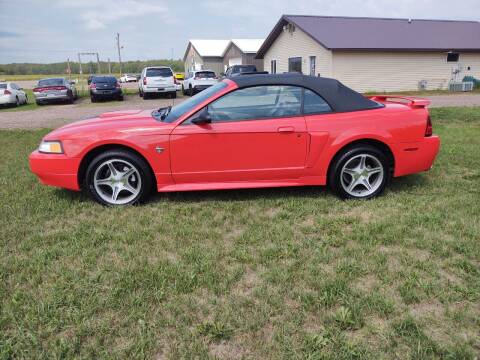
(170, 85), (308, 184)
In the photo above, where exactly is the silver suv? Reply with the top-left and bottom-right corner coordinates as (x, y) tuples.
(139, 66), (177, 99)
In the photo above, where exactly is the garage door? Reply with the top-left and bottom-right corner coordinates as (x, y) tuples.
(229, 57), (242, 66)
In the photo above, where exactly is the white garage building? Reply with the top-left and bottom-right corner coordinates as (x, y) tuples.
(256, 15), (480, 92)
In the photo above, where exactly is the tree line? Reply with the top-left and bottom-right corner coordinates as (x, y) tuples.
(0, 59), (185, 75)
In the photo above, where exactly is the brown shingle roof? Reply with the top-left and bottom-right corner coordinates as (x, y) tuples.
(256, 15), (480, 58)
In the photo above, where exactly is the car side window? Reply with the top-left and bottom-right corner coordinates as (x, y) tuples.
(208, 86), (302, 122)
(303, 89), (332, 114)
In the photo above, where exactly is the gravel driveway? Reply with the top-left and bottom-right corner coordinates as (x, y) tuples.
(0, 94), (185, 129)
(1, 93), (480, 130)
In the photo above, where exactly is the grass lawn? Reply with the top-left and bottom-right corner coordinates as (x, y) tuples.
(0, 107), (479, 359)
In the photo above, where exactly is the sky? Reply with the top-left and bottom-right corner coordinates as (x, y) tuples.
(0, 0), (479, 64)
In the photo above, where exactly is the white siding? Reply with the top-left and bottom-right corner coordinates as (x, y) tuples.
(263, 27), (332, 76)
(333, 51), (480, 92)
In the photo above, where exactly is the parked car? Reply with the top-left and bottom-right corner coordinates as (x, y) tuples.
(224, 64), (258, 77)
(182, 70), (218, 96)
(0, 82), (28, 107)
(33, 78), (77, 105)
(138, 66), (177, 99)
(30, 74), (440, 206)
(90, 76), (123, 102)
(174, 73), (185, 91)
(119, 74), (137, 83)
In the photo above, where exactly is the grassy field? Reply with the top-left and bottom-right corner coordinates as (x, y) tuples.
(0, 107), (479, 359)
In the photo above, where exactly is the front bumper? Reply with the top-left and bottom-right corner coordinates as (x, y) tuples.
(193, 85), (213, 92)
(29, 150), (81, 191)
(393, 135), (441, 177)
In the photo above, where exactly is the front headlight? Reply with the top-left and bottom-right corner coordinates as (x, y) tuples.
(38, 140), (64, 154)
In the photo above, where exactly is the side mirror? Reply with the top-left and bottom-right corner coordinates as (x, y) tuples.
(190, 108), (211, 125)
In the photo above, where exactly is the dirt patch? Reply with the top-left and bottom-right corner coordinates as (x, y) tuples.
(232, 267), (262, 298)
(209, 340), (247, 360)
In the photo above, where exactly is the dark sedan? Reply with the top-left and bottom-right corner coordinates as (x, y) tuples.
(90, 76), (123, 102)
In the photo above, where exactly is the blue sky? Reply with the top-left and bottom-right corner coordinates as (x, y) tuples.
(0, 0), (479, 64)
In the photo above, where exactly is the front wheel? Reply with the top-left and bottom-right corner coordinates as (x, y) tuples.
(328, 145), (389, 199)
(84, 150), (153, 206)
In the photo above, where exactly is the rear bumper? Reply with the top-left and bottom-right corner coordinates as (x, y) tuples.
(29, 150), (81, 191)
(91, 89), (122, 98)
(0, 94), (15, 104)
(34, 92), (70, 102)
(143, 86), (176, 93)
(393, 135), (441, 177)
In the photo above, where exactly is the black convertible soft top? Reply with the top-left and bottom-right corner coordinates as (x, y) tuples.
(230, 73), (381, 112)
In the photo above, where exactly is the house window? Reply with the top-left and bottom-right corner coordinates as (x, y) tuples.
(309, 56), (316, 76)
(270, 60), (277, 74)
(447, 52), (459, 62)
(288, 57), (302, 73)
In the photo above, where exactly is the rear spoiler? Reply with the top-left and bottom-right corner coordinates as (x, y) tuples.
(368, 95), (430, 108)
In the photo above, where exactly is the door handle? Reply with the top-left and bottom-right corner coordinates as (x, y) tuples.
(277, 126), (295, 133)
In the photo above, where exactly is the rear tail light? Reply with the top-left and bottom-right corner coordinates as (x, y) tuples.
(4, 89), (11, 95)
(425, 115), (433, 137)
(174, 78), (178, 85)
(90, 83), (96, 89)
(143, 77), (147, 85)
(32, 86), (66, 92)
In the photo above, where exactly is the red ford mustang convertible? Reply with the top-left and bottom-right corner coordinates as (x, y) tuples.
(29, 74), (440, 205)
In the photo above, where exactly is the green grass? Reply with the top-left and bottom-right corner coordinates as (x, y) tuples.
(0, 107), (479, 359)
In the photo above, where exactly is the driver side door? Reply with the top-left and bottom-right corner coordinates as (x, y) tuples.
(170, 85), (308, 184)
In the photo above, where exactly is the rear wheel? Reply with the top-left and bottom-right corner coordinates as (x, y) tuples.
(15, 97), (20, 107)
(84, 150), (153, 206)
(143, 92), (149, 100)
(170, 91), (177, 99)
(91, 96), (96, 103)
(328, 145), (389, 199)
(181, 85), (186, 96)
(188, 85), (193, 96)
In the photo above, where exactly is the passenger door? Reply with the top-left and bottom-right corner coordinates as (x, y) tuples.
(170, 85), (308, 184)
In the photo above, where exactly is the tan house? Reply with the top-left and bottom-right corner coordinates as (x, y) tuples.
(183, 39), (230, 75)
(222, 39), (264, 72)
(256, 15), (480, 92)
(183, 39), (264, 76)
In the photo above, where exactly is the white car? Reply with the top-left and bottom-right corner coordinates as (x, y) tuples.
(0, 82), (28, 107)
(139, 66), (177, 99)
(119, 74), (137, 83)
(182, 70), (218, 96)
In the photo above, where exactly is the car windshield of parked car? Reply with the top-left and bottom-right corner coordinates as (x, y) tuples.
(236, 65), (256, 73)
(146, 68), (173, 77)
(208, 85), (302, 121)
(38, 78), (64, 86)
(195, 71), (216, 78)
(0, 84), (7, 89)
(93, 76), (117, 83)
(155, 82), (228, 123)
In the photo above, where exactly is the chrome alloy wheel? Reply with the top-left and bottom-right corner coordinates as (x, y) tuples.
(340, 154), (384, 197)
(93, 159), (142, 205)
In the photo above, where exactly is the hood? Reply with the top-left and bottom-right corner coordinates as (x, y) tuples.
(44, 109), (173, 140)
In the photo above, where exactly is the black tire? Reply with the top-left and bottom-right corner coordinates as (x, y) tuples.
(188, 85), (194, 96)
(170, 91), (177, 99)
(118, 95), (124, 101)
(91, 96), (96, 103)
(15, 97), (20, 107)
(66, 91), (74, 104)
(139, 90), (143, 97)
(84, 149), (153, 206)
(143, 92), (149, 100)
(181, 85), (186, 96)
(36, 100), (43, 106)
(328, 144), (389, 200)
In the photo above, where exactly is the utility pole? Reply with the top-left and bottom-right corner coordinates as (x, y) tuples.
(107, 58), (111, 74)
(96, 52), (101, 74)
(66, 58), (71, 80)
(116, 33), (123, 76)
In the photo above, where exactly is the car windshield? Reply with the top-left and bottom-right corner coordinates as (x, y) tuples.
(237, 66), (256, 73)
(153, 82), (228, 123)
(93, 76), (117, 83)
(196, 71), (216, 78)
(0, 84), (7, 89)
(38, 78), (64, 86)
(146, 68), (173, 77)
